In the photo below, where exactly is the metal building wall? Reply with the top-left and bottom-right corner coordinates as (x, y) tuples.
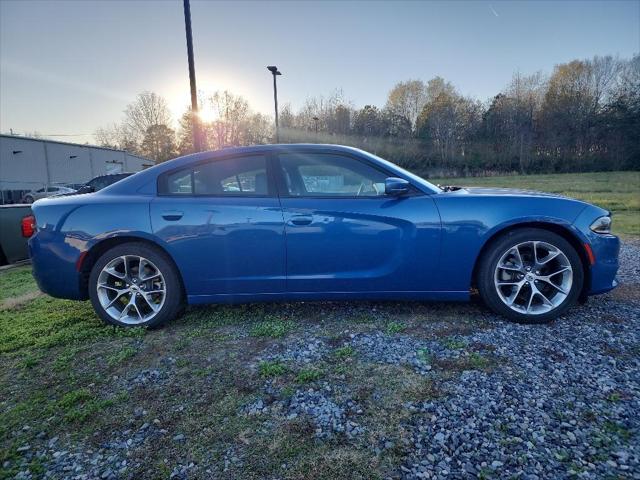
(0, 135), (153, 203)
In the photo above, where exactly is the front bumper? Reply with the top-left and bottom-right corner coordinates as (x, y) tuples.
(573, 205), (620, 296)
(586, 232), (620, 295)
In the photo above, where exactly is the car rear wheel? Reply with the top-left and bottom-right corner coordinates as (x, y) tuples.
(89, 243), (183, 328)
(478, 228), (584, 324)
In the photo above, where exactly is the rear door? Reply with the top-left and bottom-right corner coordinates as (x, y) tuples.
(275, 151), (441, 294)
(150, 153), (286, 299)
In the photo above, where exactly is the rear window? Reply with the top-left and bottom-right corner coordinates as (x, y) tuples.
(158, 156), (269, 196)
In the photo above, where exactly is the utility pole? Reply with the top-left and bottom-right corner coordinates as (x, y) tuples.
(183, 0), (202, 151)
(267, 66), (282, 143)
(312, 116), (319, 135)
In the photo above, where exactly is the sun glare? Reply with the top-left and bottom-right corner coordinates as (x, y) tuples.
(197, 106), (217, 123)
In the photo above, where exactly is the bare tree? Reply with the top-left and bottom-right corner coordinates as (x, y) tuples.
(94, 122), (138, 152)
(124, 91), (172, 143)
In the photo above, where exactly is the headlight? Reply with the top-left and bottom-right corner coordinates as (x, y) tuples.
(590, 215), (612, 234)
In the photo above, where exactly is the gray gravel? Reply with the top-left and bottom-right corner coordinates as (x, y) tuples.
(260, 337), (329, 365)
(616, 240), (640, 284)
(400, 242), (640, 479)
(245, 381), (365, 439)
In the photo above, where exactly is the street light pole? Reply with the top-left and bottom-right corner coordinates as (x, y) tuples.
(312, 116), (319, 135)
(267, 66), (282, 143)
(183, 0), (202, 152)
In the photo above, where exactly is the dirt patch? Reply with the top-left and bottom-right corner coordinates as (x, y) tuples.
(610, 283), (640, 302)
(0, 290), (43, 310)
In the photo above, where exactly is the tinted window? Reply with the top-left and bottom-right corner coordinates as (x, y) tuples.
(160, 156), (268, 196)
(279, 153), (387, 197)
(88, 177), (106, 190)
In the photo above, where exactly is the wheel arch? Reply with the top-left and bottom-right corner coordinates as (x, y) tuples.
(470, 221), (591, 299)
(78, 235), (186, 300)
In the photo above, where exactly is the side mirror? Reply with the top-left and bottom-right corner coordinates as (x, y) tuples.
(385, 177), (410, 196)
(77, 185), (94, 194)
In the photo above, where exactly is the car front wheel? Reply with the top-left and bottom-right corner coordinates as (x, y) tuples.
(89, 243), (183, 328)
(478, 228), (584, 324)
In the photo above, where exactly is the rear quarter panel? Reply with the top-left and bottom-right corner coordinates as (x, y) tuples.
(30, 195), (153, 299)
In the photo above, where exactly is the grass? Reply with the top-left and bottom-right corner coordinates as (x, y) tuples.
(296, 367), (324, 383)
(0, 265), (38, 303)
(250, 318), (296, 338)
(385, 321), (406, 334)
(334, 345), (355, 359)
(106, 345), (138, 366)
(432, 171), (640, 236)
(259, 360), (288, 377)
(443, 337), (467, 350)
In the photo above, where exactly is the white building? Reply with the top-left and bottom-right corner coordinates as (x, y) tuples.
(0, 135), (154, 203)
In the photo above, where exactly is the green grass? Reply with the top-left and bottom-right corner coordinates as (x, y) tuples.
(432, 171), (640, 236)
(385, 321), (406, 334)
(443, 337), (467, 350)
(334, 345), (355, 359)
(106, 345), (138, 366)
(0, 265), (36, 303)
(250, 318), (295, 338)
(296, 367), (324, 383)
(259, 360), (288, 377)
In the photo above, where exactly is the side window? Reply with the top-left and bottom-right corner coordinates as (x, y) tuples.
(159, 155), (269, 196)
(279, 153), (388, 197)
(164, 170), (193, 194)
(90, 177), (108, 191)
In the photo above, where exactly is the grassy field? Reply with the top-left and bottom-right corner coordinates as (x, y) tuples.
(431, 171), (640, 236)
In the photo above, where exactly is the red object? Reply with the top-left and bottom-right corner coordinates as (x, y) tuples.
(75, 251), (88, 271)
(21, 215), (35, 238)
(584, 242), (596, 265)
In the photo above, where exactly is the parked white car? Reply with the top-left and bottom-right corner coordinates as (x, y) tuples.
(22, 185), (77, 203)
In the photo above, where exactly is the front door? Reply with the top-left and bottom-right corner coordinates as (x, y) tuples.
(150, 153), (286, 299)
(275, 151), (441, 294)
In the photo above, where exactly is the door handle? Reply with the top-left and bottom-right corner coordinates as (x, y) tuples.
(289, 215), (313, 226)
(161, 210), (184, 221)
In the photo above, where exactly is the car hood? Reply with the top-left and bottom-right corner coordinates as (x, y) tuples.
(445, 186), (570, 199)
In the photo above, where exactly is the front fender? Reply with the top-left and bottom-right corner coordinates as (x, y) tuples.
(433, 195), (589, 292)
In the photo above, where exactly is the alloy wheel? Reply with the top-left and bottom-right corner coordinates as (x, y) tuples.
(96, 255), (166, 325)
(493, 241), (573, 315)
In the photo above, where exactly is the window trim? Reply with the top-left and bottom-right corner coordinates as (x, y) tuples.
(273, 150), (423, 199)
(156, 153), (276, 198)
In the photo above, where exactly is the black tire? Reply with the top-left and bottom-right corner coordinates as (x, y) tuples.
(477, 228), (584, 324)
(88, 242), (183, 328)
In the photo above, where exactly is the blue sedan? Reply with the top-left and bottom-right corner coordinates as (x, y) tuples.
(28, 144), (619, 327)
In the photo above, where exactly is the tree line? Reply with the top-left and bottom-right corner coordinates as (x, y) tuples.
(95, 54), (639, 177)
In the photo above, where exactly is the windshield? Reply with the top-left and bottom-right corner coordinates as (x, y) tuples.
(362, 151), (441, 194)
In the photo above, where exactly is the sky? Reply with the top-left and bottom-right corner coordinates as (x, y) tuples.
(1, 0), (638, 143)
